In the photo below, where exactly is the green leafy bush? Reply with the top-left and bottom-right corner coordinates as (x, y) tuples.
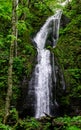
(0, 124), (11, 130)
(55, 116), (81, 130)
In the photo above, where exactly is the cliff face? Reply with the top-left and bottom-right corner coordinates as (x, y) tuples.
(54, 0), (81, 115)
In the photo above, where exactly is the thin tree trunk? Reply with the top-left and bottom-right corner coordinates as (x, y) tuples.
(27, 0), (31, 7)
(15, 0), (18, 57)
(3, 0), (17, 124)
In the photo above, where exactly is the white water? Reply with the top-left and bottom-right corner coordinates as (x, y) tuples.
(33, 10), (62, 118)
(60, 0), (72, 6)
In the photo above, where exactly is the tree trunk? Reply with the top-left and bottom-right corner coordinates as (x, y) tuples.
(3, 0), (17, 124)
(15, 0), (18, 57)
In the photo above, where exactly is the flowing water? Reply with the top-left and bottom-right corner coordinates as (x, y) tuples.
(30, 10), (62, 118)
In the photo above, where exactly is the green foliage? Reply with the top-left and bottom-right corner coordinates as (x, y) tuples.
(13, 57), (24, 76)
(9, 108), (18, 122)
(0, 1), (81, 130)
(55, 116), (81, 130)
(0, 0), (53, 117)
(0, 0), (11, 20)
(66, 126), (80, 130)
(0, 116), (81, 130)
(18, 20), (27, 35)
(53, 0), (81, 114)
(43, 122), (51, 130)
(13, 117), (40, 130)
(0, 124), (11, 130)
(0, 109), (18, 130)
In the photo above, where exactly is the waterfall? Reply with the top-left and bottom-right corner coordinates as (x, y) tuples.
(60, 0), (71, 6)
(29, 10), (62, 118)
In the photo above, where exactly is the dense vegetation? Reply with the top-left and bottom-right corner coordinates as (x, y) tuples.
(54, 0), (81, 116)
(0, 0), (81, 129)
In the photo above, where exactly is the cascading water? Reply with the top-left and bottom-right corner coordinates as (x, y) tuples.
(28, 10), (62, 118)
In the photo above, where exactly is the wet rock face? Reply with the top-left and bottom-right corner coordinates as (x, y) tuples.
(51, 57), (66, 116)
(60, 14), (70, 28)
(16, 75), (36, 118)
(45, 14), (70, 48)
